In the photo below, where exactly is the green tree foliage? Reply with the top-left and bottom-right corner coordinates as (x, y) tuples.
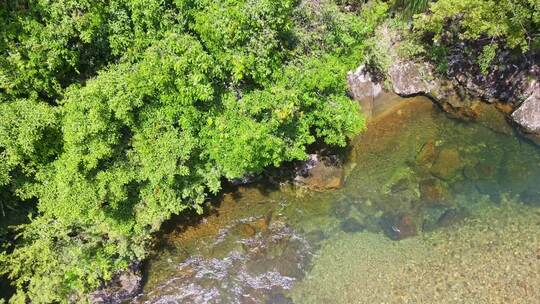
(189, 0), (295, 84)
(413, 0), (540, 72)
(394, 0), (431, 15)
(0, 0), (385, 302)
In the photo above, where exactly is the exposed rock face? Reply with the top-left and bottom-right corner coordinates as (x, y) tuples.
(511, 81), (540, 144)
(388, 60), (434, 96)
(445, 46), (538, 104)
(90, 263), (142, 304)
(387, 59), (483, 120)
(347, 65), (382, 119)
(381, 57), (540, 141)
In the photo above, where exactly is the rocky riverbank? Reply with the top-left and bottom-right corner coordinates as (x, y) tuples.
(347, 23), (540, 144)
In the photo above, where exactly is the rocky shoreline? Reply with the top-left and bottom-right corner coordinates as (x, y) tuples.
(347, 24), (540, 144)
(90, 32), (540, 304)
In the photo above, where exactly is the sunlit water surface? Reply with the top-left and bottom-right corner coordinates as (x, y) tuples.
(134, 96), (540, 303)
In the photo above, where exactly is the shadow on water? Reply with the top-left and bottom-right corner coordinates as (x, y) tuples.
(135, 95), (540, 303)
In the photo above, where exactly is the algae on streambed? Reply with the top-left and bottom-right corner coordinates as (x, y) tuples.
(137, 96), (540, 303)
(291, 198), (540, 304)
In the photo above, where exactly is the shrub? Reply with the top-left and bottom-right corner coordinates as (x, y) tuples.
(0, 1), (381, 302)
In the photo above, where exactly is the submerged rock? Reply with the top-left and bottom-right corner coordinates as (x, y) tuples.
(381, 214), (417, 240)
(430, 148), (462, 181)
(340, 218), (366, 233)
(472, 102), (514, 135)
(474, 180), (501, 200)
(422, 206), (468, 232)
(419, 178), (449, 206)
(134, 222), (312, 304)
(415, 139), (438, 167)
(463, 160), (495, 181)
(436, 208), (468, 228)
(267, 293), (294, 304)
(237, 223), (257, 238)
(520, 186), (540, 206)
(237, 213), (272, 238)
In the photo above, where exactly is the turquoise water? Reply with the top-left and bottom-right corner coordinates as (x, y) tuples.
(134, 96), (540, 303)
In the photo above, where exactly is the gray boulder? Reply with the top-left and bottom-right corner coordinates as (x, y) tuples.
(347, 65), (382, 119)
(388, 60), (479, 119)
(388, 60), (434, 96)
(511, 80), (540, 144)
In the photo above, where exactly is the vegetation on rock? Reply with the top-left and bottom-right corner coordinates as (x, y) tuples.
(413, 0), (539, 74)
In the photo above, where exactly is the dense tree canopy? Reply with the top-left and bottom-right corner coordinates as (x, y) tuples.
(3, 0), (534, 302)
(0, 0), (391, 302)
(415, 0), (540, 52)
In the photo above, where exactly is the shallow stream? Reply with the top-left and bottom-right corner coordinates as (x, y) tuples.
(134, 96), (540, 303)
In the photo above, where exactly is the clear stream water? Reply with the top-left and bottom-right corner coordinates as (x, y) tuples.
(133, 96), (540, 303)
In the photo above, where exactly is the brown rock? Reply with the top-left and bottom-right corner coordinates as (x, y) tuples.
(472, 102), (514, 135)
(238, 213), (272, 238)
(495, 102), (514, 114)
(416, 139), (438, 167)
(238, 223), (257, 238)
(296, 162), (344, 190)
(419, 178), (448, 205)
(251, 212), (272, 231)
(382, 214), (418, 240)
(430, 148), (462, 180)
